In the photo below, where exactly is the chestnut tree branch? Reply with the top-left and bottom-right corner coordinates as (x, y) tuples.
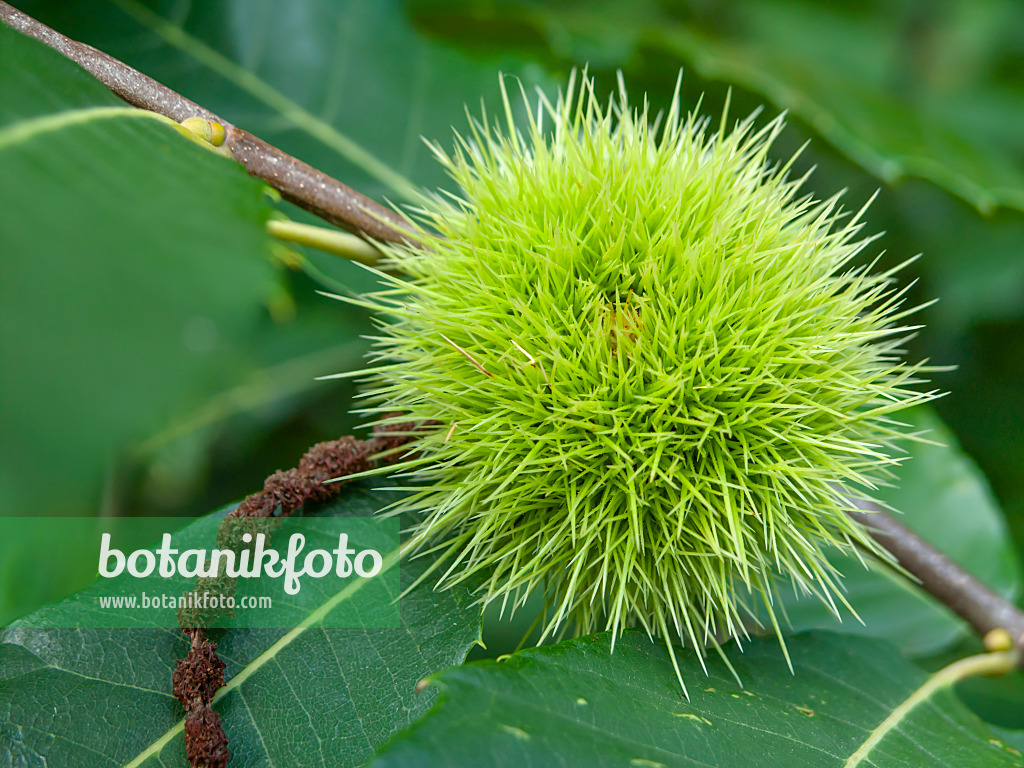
(0, 0), (413, 245)
(849, 499), (1024, 662)
(3, 2), (1023, 664)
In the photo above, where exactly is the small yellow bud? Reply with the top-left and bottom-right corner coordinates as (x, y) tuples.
(984, 628), (1015, 653)
(177, 117), (231, 156)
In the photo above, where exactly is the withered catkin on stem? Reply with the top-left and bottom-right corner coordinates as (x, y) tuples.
(172, 420), (425, 768)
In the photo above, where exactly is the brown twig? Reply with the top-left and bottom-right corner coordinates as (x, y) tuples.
(849, 498), (1024, 665)
(0, 1), (413, 245)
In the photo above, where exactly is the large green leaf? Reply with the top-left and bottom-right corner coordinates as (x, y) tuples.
(772, 408), (1021, 657)
(0, 484), (483, 767)
(370, 631), (1024, 768)
(0, 23), (278, 521)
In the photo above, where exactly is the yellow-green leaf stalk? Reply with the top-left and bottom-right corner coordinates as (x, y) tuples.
(340, 72), (939, 691)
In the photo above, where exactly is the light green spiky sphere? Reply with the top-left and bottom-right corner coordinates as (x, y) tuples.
(353, 73), (936, 680)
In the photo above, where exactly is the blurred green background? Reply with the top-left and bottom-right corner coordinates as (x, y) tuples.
(2, 0), (1023, 726)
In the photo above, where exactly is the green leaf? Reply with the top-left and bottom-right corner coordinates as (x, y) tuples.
(0, 484), (483, 767)
(0, 23), (277, 524)
(370, 631), (1024, 768)
(770, 408), (1021, 657)
(408, 0), (1024, 215)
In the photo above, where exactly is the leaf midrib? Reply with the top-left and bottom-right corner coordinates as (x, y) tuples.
(0, 106), (159, 152)
(842, 651), (1009, 768)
